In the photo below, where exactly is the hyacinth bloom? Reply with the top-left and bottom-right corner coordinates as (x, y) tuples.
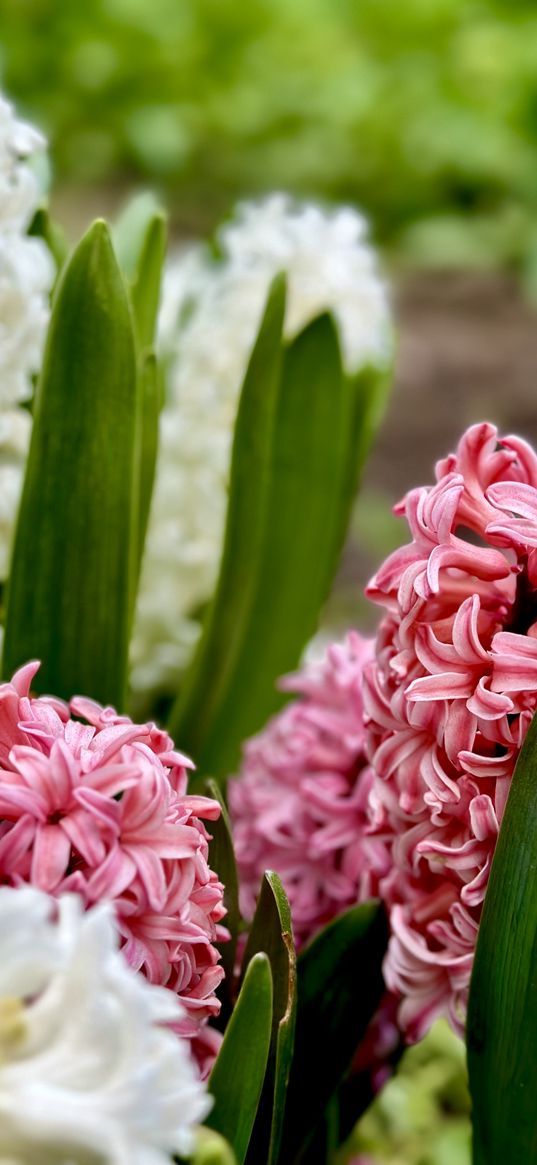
(364, 421), (537, 1040)
(229, 633), (400, 1084)
(131, 194), (391, 701)
(0, 91), (53, 578)
(0, 886), (211, 1163)
(0, 661), (226, 1050)
(229, 633), (391, 942)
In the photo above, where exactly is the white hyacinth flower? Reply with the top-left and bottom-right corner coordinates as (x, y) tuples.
(0, 409), (32, 577)
(0, 92), (53, 585)
(0, 886), (211, 1165)
(132, 193), (391, 702)
(0, 93), (53, 406)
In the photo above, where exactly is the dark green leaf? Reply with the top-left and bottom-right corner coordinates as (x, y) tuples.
(170, 289), (388, 785)
(206, 952), (273, 1165)
(3, 220), (138, 709)
(136, 351), (161, 571)
(204, 778), (241, 1027)
(279, 901), (389, 1165)
(242, 872), (297, 1165)
(467, 710), (537, 1164)
(118, 207), (166, 576)
(168, 274), (285, 774)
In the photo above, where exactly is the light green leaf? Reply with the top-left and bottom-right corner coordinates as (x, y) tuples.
(28, 205), (69, 274)
(3, 220), (138, 709)
(467, 711), (537, 1164)
(279, 901), (389, 1164)
(241, 872), (297, 1165)
(206, 952), (273, 1165)
(170, 280), (388, 785)
(112, 190), (162, 280)
(129, 210), (167, 349)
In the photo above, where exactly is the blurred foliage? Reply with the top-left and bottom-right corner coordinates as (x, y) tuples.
(2, 0), (537, 268)
(344, 1021), (471, 1165)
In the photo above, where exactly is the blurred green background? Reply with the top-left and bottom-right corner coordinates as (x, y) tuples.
(3, 0), (537, 276)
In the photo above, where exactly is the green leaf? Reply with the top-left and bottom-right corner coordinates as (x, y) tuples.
(3, 220), (138, 709)
(206, 952), (273, 1165)
(136, 350), (161, 571)
(170, 284), (387, 785)
(467, 710), (537, 1164)
(241, 872), (297, 1165)
(279, 901), (389, 1165)
(112, 191), (162, 281)
(113, 193), (166, 350)
(116, 202), (167, 578)
(204, 778), (241, 1027)
(28, 205), (69, 274)
(168, 274), (285, 774)
(129, 211), (167, 349)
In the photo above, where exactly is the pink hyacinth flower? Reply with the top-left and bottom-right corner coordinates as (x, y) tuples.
(0, 661), (226, 1062)
(364, 421), (537, 1040)
(229, 632), (400, 1084)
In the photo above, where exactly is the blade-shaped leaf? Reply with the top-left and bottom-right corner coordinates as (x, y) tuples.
(117, 207), (166, 579)
(205, 778), (241, 1027)
(3, 220), (138, 708)
(279, 901), (389, 1165)
(206, 952), (273, 1165)
(170, 289), (387, 784)
(136, 351), (161, 571)
(467, 711), (537, 1164)
(129, 211), (167, 349)
(241, 872), (297, 1165)
(29, 205), (68, 274)
(168, 274), (285, 774)
(112, 191), (162, 280)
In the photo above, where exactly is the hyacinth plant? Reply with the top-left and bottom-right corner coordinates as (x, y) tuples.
(0, 88), (399, 1165)
(2, 83), (537, 1165)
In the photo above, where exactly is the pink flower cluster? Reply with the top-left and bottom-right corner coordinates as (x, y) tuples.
(229, 634), (400, 1087)
(365, 422), (537, 1038)
(229, 633), (390, 945)
(0, 661), (226, 1045)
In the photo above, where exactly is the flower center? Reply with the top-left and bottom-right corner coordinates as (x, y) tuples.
(0, 997), (25, 1060)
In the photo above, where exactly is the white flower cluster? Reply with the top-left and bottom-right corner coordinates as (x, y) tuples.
(132, 193), (391, 702)
(0, 886), (211, 1165)
(0, 94), (53, 577)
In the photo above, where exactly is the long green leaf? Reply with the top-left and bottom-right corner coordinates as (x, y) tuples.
(467, 711), (537, 1163)
(136, 350), (161, 571)
(241, 872), (297, 1165)
(206, 952), (273, 1165)
(112, 190), (162, 280)
(170, 293), (386, 784)
(129, 211), (167, 349)
(205, 778), (241, 1027)
(28, 205), (69, 275)
(117, 207), (166, 577)
(279, 901), (389, 1165)
(168, 274), (285, 773)
(3, 220), (138, 708)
